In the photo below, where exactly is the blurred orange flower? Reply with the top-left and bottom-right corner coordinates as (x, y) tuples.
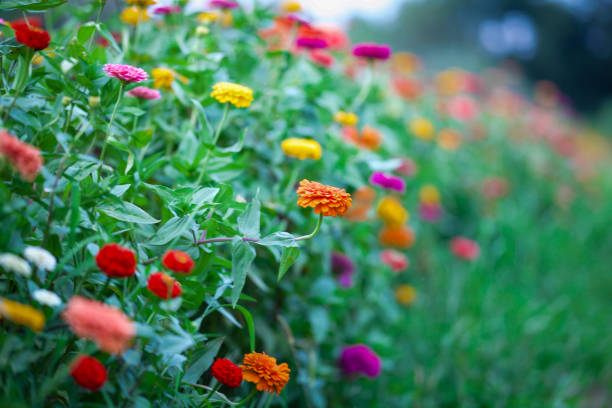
(379, 225), (415, 249)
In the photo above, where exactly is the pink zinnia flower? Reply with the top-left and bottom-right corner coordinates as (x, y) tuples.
(450, 237), (480, 261)
(419, 202), (443, 223)
(370, 172), (405, 193)
(446, 95), (480, 122)
(352, 42), (391, 60)
(153, 5), (181, 15)
(103, 64), (148, 83)
(62, 296), (135, 355)
(296, 37), (328, 49)
(310, 50), (334, 68)
(209, 0), (239, 9)
(339, 344), (381, 378)
(380, 249), (409, 273)
(0, 130), (43, 181)
(127, 86), (161, 100)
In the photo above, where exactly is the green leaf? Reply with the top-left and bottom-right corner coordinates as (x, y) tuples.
(191, 99), (213, 144)
(77, 22), (96, 45)
(237, 197), (260, 239)
(231, 238), (256, 307)
(278, 246), (300, 281)
(257, 232), (298, 247)
(216, 128), (247, 155)
(183, 337), (224, 384)
(234, 305), (256, 352)
(190, 187), (219, 208)
(148, 216), (193, 246)
(96, 22), (121, 53)
(0, 0), (66, 10)
(98, 201), (159, 224)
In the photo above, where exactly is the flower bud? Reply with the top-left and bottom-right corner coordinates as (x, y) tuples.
(88, 95), (101, 108)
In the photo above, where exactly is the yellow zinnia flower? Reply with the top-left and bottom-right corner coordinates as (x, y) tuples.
(0, 298), (45, 332)
(120, 6), (150, 26)
(376, 196), (409, 226)
(437, 128), (462, 150)
(210, 82), (254, 108)
(197, 12), (219, 23)
(410, 117), (435, 141)
(419, 185), (440, 205)
(281, 138), (322, 160)
(126, 0), (156, 5)
(395, 284), (417, 306)
(281, 1), (302, 12)
(152, 68), (175, 90)
(221, 10), (234, 27)
(334, 111), (358, 127)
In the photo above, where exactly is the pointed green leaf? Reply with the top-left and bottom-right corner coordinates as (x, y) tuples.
(231, 238), (256, 307)
(278, 246), (300, 281)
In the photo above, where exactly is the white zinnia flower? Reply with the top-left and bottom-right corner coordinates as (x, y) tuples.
(32, 289), (62, 307)
(0, 253), (32, 277)
(24, 246), (57, 271)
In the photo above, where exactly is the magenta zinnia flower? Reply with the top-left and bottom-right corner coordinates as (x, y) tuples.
(331, 252), (355, 289)
(339, 344), (381, 378)
(296, 37), (328, 50)
(352, 42), (391, 60)
(209, 0), (239, 9)
(127, 86), (161, 100)
(103, 64), (148, 83)
(369, 172), (405, 193)
(153, 5), (181, 15)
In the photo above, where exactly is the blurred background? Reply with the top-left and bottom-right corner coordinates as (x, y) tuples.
(266, 0), (612, 128)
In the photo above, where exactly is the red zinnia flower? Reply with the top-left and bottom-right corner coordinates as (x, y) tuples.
(162, 250), (195, 274)
(450, 237), (480, 261)
(211, 358), (243, 388)
(95, 243), (136, 278)
(147, 272), (182, 299)
(70, 355), (108, 391)
(12, 22), (50, 51)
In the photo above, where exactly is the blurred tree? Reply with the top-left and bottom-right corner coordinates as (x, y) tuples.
(349, 0), (612, 115)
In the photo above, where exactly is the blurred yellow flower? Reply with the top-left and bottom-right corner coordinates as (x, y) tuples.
(391, 52), (420, 75)
(196, 26), (210, 36)
(377, 196), (409, 226)
(211, 82), (254, 108)
(410, 117), (435, 141)
(0, 298), (45, 332)
(419, 185), (440, 205)
(221, 10), (234, 27)
(334, 111), (358, 127)
(120, 6), (150, 25)
(435, 68), (463, 96)
(126, 0), (156, 5)
(395, 284), (417, 306)
(197, 12), (219, 23)
(152, 68), (175, 89)
(281, 1), (302, 12)
(281, 138), (322, 160)
(437, 128), (462, 150)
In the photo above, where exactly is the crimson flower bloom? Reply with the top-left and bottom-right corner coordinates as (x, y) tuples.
(12, 21), (50, 50)
(450, 237), (480, 261)
(211, 358), (243, 388)
(95, 243), (136, 278)
(147, 272), (182, 299)
(70, 355), (107, 391)
(162, 250), (195, 274)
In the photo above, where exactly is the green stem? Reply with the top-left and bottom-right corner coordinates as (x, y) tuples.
(99, 82), (125, 163)
(294, 213), (323, 241)
(201, 382), (222, 405)
(196, 102), (230, 184)
(235, 388), (258, 406)
(351, 62), (373, 111)
(88, 1), (105, 51)
(97, 275), (111, 300)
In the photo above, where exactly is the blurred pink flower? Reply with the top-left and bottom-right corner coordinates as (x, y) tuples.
(127, 86), (161, 100)
(310, 50), (334, 68)
(481, 177), (510, 200)
(209, 0), (239, 9)
(62, 296), (135, 355)
(446, 95), (479, 122)
(450, 237), (480, 261)
(103, 64), (148, 83)
(395, 157), (417, 177)
(0, 130), (43, 181)
(352, 42), (391, 60)
(153, 5), (181, 15)
(380, 250), (409, 273)
(418, 202), (443, 223)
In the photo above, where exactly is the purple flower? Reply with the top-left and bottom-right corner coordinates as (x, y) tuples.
(369, 172), (405, 193)
(296, 37), (328, 50)
(209, 0), (239, 9)
(153, 5), (181, 15)
(331, 252), (355, 289)
(339, 344), (381, 378)
(419, 202), (443, 223)
(352, 43), (392, 60)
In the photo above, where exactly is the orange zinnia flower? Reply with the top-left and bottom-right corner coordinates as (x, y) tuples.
(240, 352), (290, 395)
(296, 180), (352, 217)
(379, 225), (415, 249)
